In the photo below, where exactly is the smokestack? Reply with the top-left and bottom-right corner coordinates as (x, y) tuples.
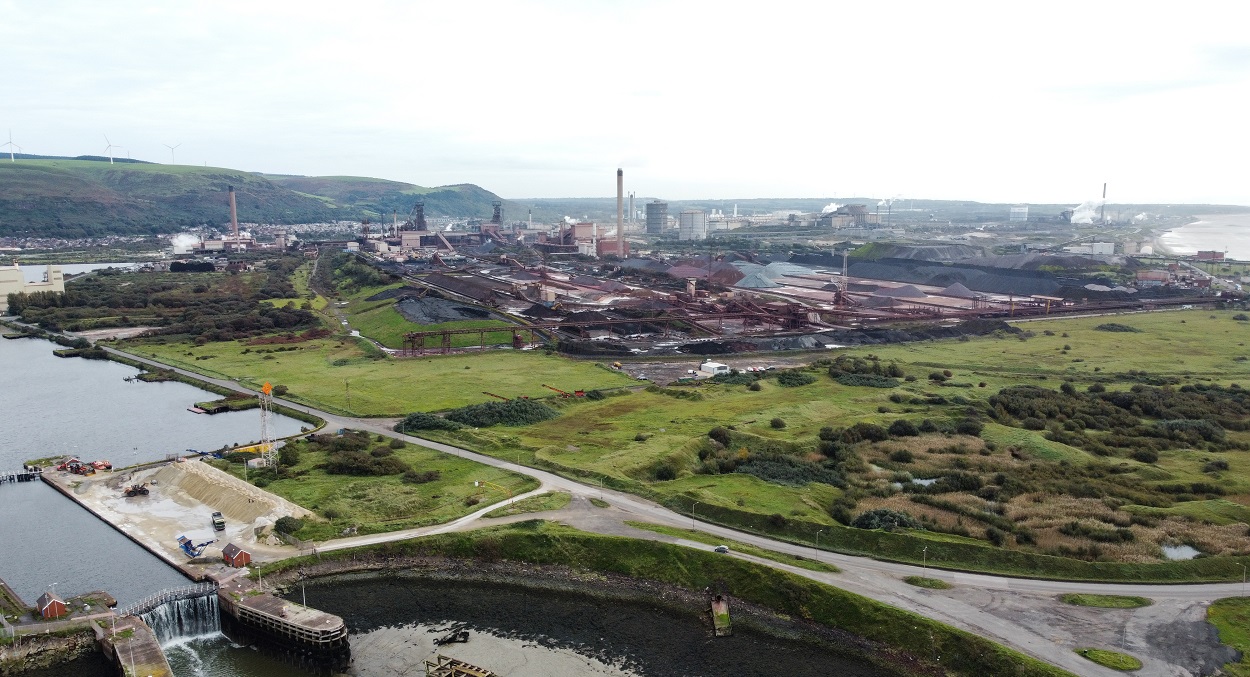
(1100, 182), (1107, 224)
(228, 185), (239, 237)
(616, 168), (624, 258)
(628, 192), (635, 224)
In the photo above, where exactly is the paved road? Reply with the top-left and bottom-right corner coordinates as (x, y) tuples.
(100, 345), (1243, 676)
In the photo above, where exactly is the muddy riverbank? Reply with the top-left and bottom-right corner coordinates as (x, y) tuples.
(276, 556), (927, 677)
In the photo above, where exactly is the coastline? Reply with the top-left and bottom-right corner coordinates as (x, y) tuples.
(1157, 213), (1250, 259)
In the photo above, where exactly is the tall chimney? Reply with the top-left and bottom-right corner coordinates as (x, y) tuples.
(228, 185), (239, 237)
(1100, 182), (1107, 224)
(616, 168), (624, 258)
(628, 192), (635, 224)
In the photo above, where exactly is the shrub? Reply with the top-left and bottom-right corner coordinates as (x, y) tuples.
(1130, 449), (1159, 464)
(396, 412), (464, 432)
(388, 437), (406, 449)
(776, 370), (816, 387)
(852, 509), (920, 531)
(585, 389), (606, 400)
(889, 449), (914, 463)
(275, 516), (305, 534)
(278, 446), (300, 467)
(836, 373), (900, 388)
(444, 399), (561, 427)
(770, 417), (787, 429)
(929, 372), (948, 382)
(1203, 459), (1230, 473)
(708, 426), (732, 446)
(654, 465), (677, 481)
(1094, 323), (1141, 332)
(841, 422), (889, 443)
(1235, 314), (1250, 322)
(954, 419), (983, 437)
(748, 381), (762, 391)
(1088, 383), (1106, 393)
(402, 470), (441, 484)
(888, 419), (920, 437)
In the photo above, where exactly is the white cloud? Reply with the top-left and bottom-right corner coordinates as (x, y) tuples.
(2, 0), (1247, 204)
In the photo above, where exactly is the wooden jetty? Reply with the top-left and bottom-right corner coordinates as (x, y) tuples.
(0, 470), (41, 486)
(426, 654), (497, 677)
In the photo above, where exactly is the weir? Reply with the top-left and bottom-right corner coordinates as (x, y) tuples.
(136, 590), (221, 645)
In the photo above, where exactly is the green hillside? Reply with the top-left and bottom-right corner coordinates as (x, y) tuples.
(263, 175), (511, 222)
(0, 158), (507, 238)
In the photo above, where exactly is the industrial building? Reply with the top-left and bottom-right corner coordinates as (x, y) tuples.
(0, 262), (64, 313)
(1009, 206), (1029, 222)
(646, 201), (669, 234)
(678, 210), (708, 240)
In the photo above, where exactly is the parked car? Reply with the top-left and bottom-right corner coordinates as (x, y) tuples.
(713, 545), (730, 554)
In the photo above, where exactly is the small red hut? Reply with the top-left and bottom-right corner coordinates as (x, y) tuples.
(222, 543), (252, 568)
(37, 592), (67, 619)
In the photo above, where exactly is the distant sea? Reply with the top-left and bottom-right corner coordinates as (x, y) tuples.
(1159, 214), (1250, 260)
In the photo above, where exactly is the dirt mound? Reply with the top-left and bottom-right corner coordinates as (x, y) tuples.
(365, 286), (429, 302)
(395, 297), (493, 325)
(153, 461), (312, 523)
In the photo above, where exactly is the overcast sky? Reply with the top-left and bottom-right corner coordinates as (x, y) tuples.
(3, 1), (1247, 205)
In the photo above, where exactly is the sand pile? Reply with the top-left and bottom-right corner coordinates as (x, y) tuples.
(153, 461), (313, 523)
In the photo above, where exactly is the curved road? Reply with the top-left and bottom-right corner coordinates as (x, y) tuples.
(102, 345), (1243, 677)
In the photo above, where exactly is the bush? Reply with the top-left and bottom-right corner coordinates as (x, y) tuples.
(1088, 383), (1106, 393)
(277, 446), (300, 467)
(1235, 314), (1250, 322)
(272, 384), (289, 396)
(1130, 449), (1159, 464)
(444, 399), (561, 427)
(748, 381), (762, 391)
(836, 373), (900, 388)
(708, 426), (732, 446)
(1203, 459), (1230, 473)
(1095, 323), (1141, 332)
(954, 420), (983, 436)
(852, 509), (920, 531)
(325, 450), (411, 476)
(929, 372), (948, 382)
(585, 389), (606, 400)
(889, 449), (914, 463)
(402, 470), (441, 484)
(776, 370), (816, 387)
(388, 437), (406, 449)
(888, 419), (920, 437)
(396, 412), (464, 432)
(275, 516), (305, 534)
(770, 417), (787, 429)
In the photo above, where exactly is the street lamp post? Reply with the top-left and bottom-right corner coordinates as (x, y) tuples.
(815, 529), (824, 562)
(691, 501), (700, 529)
(922, 547), (928, 576)
(1242, 564), (1247, 598)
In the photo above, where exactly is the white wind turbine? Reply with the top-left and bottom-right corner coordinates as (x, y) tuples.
(1, 130), (20, 162)
(103, 135), (122, 164)
(163, 142), (181, 164)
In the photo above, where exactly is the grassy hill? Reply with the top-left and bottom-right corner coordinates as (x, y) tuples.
(0, 157), (507, 238)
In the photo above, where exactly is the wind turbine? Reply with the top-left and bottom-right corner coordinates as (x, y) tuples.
(103, 135), (121, 164)
(163, 142), (181, 164)
(1, 130), (19, 162)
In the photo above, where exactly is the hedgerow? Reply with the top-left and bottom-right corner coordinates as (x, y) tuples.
(443, 399), (561, 427)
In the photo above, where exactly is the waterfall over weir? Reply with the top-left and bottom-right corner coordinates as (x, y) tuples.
(138, 591), (221, 645)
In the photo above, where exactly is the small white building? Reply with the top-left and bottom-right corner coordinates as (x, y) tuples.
(699, 361), (730, 376)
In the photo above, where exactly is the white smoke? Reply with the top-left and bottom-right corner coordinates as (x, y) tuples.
(563, 216), (577, 225)
(170, 233), (199, 248)
(1133, 212), (1148, 222)
(821, 202), (842, 214)
(1070, 200), (1104, 224)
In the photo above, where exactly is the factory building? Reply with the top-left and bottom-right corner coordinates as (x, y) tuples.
(0, 262), (64, 313)
(678, 210), (708, 241)
(646, 201), (669, 234)
(1009, 206), (1029, 222)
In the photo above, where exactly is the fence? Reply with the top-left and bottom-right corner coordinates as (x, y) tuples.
(117, 582), (218, 618)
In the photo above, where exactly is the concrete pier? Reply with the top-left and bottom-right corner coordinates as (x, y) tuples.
(97, 615), (174, 677)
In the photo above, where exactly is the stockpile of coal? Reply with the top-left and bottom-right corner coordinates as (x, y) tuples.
(395, 297), (493, 325)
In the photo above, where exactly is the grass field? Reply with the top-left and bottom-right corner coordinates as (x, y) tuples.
(339, 283), (517, 350)
(483, 491), (571, 518)
(122, 339), (636, 415)
(216, 436), (538, 541)
(1208, 598), (1250, 676)
(1074, 648), (1142, 671)
(904, 576), (952, 589)
(626, 522), (841, 573)
(1060, 593), (1152, 609)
